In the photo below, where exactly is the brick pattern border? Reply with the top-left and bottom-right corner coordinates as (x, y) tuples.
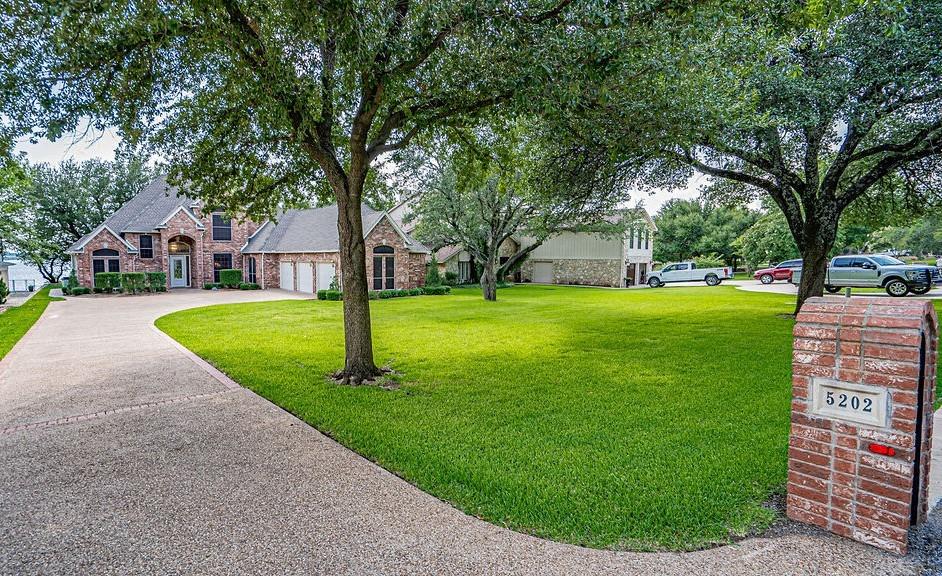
(788, 296), (938, 554)
(0, 390), (234, 435)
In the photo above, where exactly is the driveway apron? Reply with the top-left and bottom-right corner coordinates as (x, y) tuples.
(0, 291), (924, 575)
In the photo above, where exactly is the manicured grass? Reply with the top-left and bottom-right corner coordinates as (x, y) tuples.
(0, 286), (63, 360)
(158, 285), (799, 550)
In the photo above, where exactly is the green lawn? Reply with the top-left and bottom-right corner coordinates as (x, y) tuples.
(0, 285), (62, 360)
(155, 287), (942, 551)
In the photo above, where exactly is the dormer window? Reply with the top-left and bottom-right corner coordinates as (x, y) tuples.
(212, 214), (232, 241)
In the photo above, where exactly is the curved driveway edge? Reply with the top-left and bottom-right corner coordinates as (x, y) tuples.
(0, 290), (923, 575)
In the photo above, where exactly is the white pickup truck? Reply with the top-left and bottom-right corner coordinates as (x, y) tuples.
(646, 262), (734, 287)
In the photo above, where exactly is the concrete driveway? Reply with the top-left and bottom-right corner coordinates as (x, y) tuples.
(0, 290), (927, 575)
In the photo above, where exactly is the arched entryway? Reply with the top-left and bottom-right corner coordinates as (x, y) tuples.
(167, 235), (195, 288)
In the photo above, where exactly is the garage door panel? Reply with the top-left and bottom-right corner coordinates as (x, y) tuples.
(316, 263), (336, 291)
(533, 262), (554, 284)
(297, 262), (314, 293)
(279, 262), (294, 290)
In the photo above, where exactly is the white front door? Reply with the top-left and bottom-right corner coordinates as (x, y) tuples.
(169, 255), (189, 288)
(297, 262), (314, 293)
(316, 263), (336, 291)
(279, 262), (295, 290)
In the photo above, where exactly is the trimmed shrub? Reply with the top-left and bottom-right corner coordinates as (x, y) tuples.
(443, 271), (458, 286)
(497, 281), (514, 289)
(94, 272), (122, 293)
(408, 288), (422, 296)
(423, 285), (451, 295)
(0, 278), (8, 304)
(203, 282), (222, 290)
(426, 256), (442, 286)
(324, 290), (342, 301)
(238, 282), (261, 290)
(62, 271), (78, 295)
(145, 272), (167, 292)
(368, 290), (379, 300)
(317, 289), (328, 300)
(219, 269), (242, 288)
(120, 272), (146, 294)
(70, 286), (91, 296)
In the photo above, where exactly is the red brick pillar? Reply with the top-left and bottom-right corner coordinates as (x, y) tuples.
(788, 297), (937, 554)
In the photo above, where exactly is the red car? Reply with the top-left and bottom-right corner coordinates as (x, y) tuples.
(753, 259), (802, 284)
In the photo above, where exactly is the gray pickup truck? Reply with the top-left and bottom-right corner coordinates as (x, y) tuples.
(791, 254), (942, 297)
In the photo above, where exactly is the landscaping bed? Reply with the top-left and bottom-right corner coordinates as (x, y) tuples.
(155, 286), (942, 551)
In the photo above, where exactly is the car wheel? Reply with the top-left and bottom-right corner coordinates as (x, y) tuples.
(824, 285), (841, 294)
(705, 274), (720, 286)
(759, 274), (774, 284)
(909, 284), (931, 295)
(885, 279), (909, 297)
(647, 277), (661, 288)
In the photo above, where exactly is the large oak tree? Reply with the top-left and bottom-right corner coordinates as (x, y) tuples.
(559, 1), (942, 312)
(1, 0), (642, 382)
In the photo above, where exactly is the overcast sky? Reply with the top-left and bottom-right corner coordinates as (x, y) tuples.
(15, 130), (703, 214)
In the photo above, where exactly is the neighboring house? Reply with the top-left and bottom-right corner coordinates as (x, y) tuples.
(403, 208), (656, 288)
(68, 176), (429, 292)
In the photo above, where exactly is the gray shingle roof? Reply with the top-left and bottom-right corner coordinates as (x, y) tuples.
(244, 205), (429, 254)
(67, 175), (197, 251)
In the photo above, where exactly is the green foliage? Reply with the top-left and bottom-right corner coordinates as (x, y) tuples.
(145, 272), (167, 292)
(421, 285), (451, 295)
(443, 271), (459, 286)
(692, 254), (726, 269)
(0, 156), (155, 283)
(120, 272), (146, 294)
(0, 277), (7, 304)
(426, 256), (443, 287)
(203, 282), (222, 290)
(318, 289), (343, 301)
(368, 290), (380, 300)
(69, 286), (91, 296)
(735, 212), (801, 270)
(328, 275), (340, 292)
(94, 272), (122, 292)
(238, 282), (261, 290)
(868, 214), (942, 256)
(653, 199), (757, 266)
(61, 270), (79, 295)
(218, 269), (242, 289)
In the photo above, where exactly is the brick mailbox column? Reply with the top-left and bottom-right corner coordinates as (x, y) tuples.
(788, 296), (937, 554)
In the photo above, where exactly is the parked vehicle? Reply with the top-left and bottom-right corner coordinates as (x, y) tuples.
(753, 259), (802, 284)
(791, 254), (942, 297)
(647, 262), (734, 287)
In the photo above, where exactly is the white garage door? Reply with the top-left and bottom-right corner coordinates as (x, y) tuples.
(316, 263), (336, 291)
(279, 262), (294, 290)
(532, 261), (554, 284)
(297, 262), (314, 294)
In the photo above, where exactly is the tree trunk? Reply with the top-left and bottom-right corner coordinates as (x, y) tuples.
(334, 176), (382, 383)
(481, 255), (497, 301)
(794, 209), (839, 315)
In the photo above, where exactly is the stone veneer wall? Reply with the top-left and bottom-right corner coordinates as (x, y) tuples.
(520, 259), (621, 287)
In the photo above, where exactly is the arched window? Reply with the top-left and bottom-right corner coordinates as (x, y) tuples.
(372, 245), (394, 289)
(92, 248), (120, 275)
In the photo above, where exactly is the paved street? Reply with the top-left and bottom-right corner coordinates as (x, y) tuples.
(0, 290), (928, 575)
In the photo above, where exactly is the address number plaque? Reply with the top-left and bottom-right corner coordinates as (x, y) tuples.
(810, 378), (889, 428)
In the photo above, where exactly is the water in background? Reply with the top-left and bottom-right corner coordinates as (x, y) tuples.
(3, 257), (71, 292)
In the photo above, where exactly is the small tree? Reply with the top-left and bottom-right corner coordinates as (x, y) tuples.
(426, 256), (443, 287)
(0, 278), (8, 304)
(411, 121), (631, 300)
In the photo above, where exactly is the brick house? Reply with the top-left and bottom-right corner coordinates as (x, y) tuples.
(68, 176), (429, 292)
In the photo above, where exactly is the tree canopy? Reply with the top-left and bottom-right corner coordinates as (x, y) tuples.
(652, 199), (757, 267)
(1, 0), (648, 381)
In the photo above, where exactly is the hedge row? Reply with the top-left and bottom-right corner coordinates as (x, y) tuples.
(86, 271), (167, 295)
(317, 285), (451, 301)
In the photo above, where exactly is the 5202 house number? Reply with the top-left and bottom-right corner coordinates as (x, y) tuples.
(811, 378), (888, 428)
(825, 390), (873, 413)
